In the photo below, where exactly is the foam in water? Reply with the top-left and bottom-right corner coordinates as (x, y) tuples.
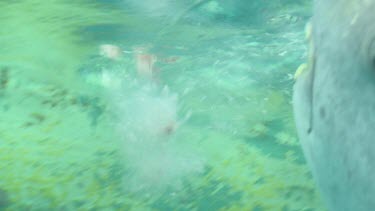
(103, 69), (204, 194)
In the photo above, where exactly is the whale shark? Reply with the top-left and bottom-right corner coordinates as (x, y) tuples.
(293, 0), (375, 210)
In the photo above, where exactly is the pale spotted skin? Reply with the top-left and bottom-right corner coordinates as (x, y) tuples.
(293, 1), (375, 211)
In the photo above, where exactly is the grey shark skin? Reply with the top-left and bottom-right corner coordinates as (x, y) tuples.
(293, 0), (375, 211)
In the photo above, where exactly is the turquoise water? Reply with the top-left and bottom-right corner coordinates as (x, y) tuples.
(0, 1), (325, 210)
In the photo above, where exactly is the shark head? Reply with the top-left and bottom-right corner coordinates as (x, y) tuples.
(293, 1), (375, 210)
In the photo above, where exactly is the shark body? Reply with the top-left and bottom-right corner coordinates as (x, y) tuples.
(293, 1), (375, 210)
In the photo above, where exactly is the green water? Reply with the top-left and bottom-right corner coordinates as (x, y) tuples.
(0, 1), (326, 210)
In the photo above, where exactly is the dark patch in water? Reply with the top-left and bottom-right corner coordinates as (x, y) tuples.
(80, 24), (128, 43)
(0, 189), (9, 210)
(77, 96), (104, 126)
(80, 23), (161, 45)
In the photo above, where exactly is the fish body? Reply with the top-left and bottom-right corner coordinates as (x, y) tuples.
(293, 1), (375, 210)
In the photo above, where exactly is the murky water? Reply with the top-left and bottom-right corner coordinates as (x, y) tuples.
(0, 1), (326, 210)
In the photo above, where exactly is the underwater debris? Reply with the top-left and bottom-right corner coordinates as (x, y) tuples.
(136, 53), (157, 79)
(133, 46), (158, 80)
(98, 44), (160, 81)
(99, 44), (123, 60)
(159, 56), (180, 64)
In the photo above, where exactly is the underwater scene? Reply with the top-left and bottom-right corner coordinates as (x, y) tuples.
(0, 0), (327, 210)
